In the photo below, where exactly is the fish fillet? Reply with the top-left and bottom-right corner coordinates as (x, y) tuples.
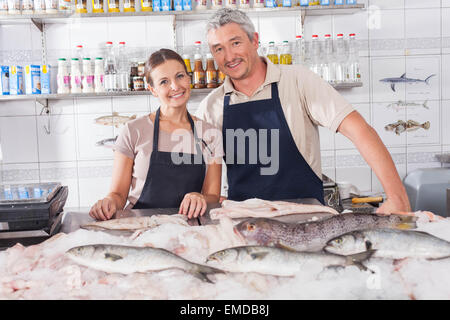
(81, 214), (189, 231)
(209, 198), (339, 220)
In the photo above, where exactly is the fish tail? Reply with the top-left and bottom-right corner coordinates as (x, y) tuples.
(345, 249), (377, 272)
(395, 215), (418, 230)
(422, 121), (430, 130)
(191, 264), (225, 283)
(424, 74), (436, 85)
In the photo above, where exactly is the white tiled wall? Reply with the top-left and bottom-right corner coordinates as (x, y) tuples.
(1, 1), (450, 207)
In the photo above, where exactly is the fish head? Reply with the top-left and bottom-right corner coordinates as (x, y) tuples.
(234, 218), (274, 246)
(324, 232), (367, 255)
(206, 248), (239, 265)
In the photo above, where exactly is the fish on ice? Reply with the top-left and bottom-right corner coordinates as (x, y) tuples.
(325, 229), (450, 260)
(94, 112), (137, 128)
(384, 120), (430, 135)
(234, 212), (417, 252)
(205, 246), (376, 276)
(95, 136), (118, 149)
(66, 244), (224, 283)
(380, 73), (435, 92)
(80, 215), (189, 231)
(209, 198), (339, 220)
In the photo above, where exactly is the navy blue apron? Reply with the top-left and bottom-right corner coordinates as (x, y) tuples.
(133, 108), (206, 209)
(222, 82), (324, 204)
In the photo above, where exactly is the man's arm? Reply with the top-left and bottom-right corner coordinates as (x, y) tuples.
(337, 110), (412, 214)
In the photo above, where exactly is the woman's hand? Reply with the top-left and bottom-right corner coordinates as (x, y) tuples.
(89, 197), (117, 221)
(179, 192), (207, 219)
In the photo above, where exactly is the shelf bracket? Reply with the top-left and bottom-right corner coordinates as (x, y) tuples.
(31, 18), (43, 32)
(38, 100), (51, 135)
(300, 9), (306, 29)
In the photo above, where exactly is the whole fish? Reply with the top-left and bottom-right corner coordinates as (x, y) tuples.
(66, 244), (224, 283)
(234, 213), (417, 252)
(384, 120), (430, 135)
(95, 112), (137, 128)
(380, 73), (435, 92)
(386, 100), (429, 111)
(325, 229), (450, 260)
(95, 136), (118, 149)
(205, 246), (376, 276)
(80, 215), (189, 231)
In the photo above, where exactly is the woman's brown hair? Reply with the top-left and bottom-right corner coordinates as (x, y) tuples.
(144, 48), (188, 87)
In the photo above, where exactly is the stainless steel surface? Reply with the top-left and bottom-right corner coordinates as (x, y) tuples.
(198, 198), (332, 225)
(447, 188), (450, 217)
(61, 207), (199, 234)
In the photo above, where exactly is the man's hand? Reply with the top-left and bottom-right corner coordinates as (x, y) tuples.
(376, 194), (412, 215)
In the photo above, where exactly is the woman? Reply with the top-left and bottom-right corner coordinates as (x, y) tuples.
(89, 49), (223, 221)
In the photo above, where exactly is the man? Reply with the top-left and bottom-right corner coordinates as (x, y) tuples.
(196, 8), (411, 214)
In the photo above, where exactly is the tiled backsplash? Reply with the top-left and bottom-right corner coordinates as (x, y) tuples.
(1, 1), (450, 208)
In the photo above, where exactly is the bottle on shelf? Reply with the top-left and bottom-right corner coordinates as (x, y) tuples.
(92, 0), (104, 12)
(116, 42), (130, 92)
(22, 0), (35, 14)
(58, 0), (72, 12)
(294, 35), (305, 65)
(206, 53), (218, 89)
(334, 33), (347, 83)
(224, 0), (236, 8)
(195, 0), (207, 10)
(253, 0), (264, 7)
(33, 0), (46, 13)
(7, 0), (20, 14)
(239, 0), (249, 9)
(45, 0), (58, 13)
(0, 0), (8, 15)
(211, 0), (222, 9)
(94, 57), (105, 93)
(107, 0), (119, 12)
(104, 41), (117, 92)
(193, 41), (206, 89)
(279, 41), (292, 65)
(309, 0), (319, 5)
(82, 58), (94, 93)
(123, 0), (135, 11)
(70, 58), (82, 93)
(266, 41), (279, 65)
(321, 34), (335, 83)
(309, 34), (322, 78)
(346, 33), (361, 82)
(141, 0), (152, 11)
(182, 54), (194, 89)
(57, 58), (70, 94)
(75, 0), (87, 13)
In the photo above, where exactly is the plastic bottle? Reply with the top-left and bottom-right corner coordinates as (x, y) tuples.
(266, 41), (279, 65)
(195, 0), (207, 10)
(0, 0), (8, 14)
(70, 58), (82, 93)
(321, 34), (335, 83)
(224, 0), (236, 8)
(253, 0), (264, 7)
(123, 0), (135, 11)
(91, 0), (104, 12)
(107, 0), (119, 12)
(193, 41), (206, 89)
(75, 0), (87, 13)
(82, 58), (94, 93)
(22, 0), (35, 13)
(57, 58), (70, 94)
(211, 0), (222, 9)
(33, 0), (46, 12)
(58, 0), (72, 11)
(334, 33), (346, 83)
(309, 34), (322, 77)
(182, 54), (194, 89)
(308, 0), (319, 5)
(94, 57), (105, 93)
(239, 0), (249, 8)
(279, 41), (292, 65)
(116, 42), (130, 91)
(294, 35), (305, 65)
(346, 33), (361, 82)
(141, 0), (152, 11)
(206, 53), (218, 89)
(45, 0), (58, 13)
(104, 41), (117, 92)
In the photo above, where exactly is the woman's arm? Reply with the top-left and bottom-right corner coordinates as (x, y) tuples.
(89, 151), (134, 220)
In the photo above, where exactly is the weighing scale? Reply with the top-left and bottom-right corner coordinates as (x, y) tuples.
(0, 182), (68, 249)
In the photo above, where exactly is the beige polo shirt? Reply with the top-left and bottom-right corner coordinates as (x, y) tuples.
(196, 57), (355, 180)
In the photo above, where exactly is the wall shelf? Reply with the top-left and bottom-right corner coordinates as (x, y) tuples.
(0, 4), (365, 26)
(0, 81), (363, 103)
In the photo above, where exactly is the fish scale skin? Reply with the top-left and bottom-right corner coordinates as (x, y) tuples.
(236, 214), (412, 252)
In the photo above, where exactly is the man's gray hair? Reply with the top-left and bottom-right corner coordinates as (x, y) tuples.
(206, 8), (256, 41)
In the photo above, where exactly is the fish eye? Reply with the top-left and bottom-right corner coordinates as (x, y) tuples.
(247, 223), (256, 231)
(334, 238), (343, 244)
(219, 251), (225, 256)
